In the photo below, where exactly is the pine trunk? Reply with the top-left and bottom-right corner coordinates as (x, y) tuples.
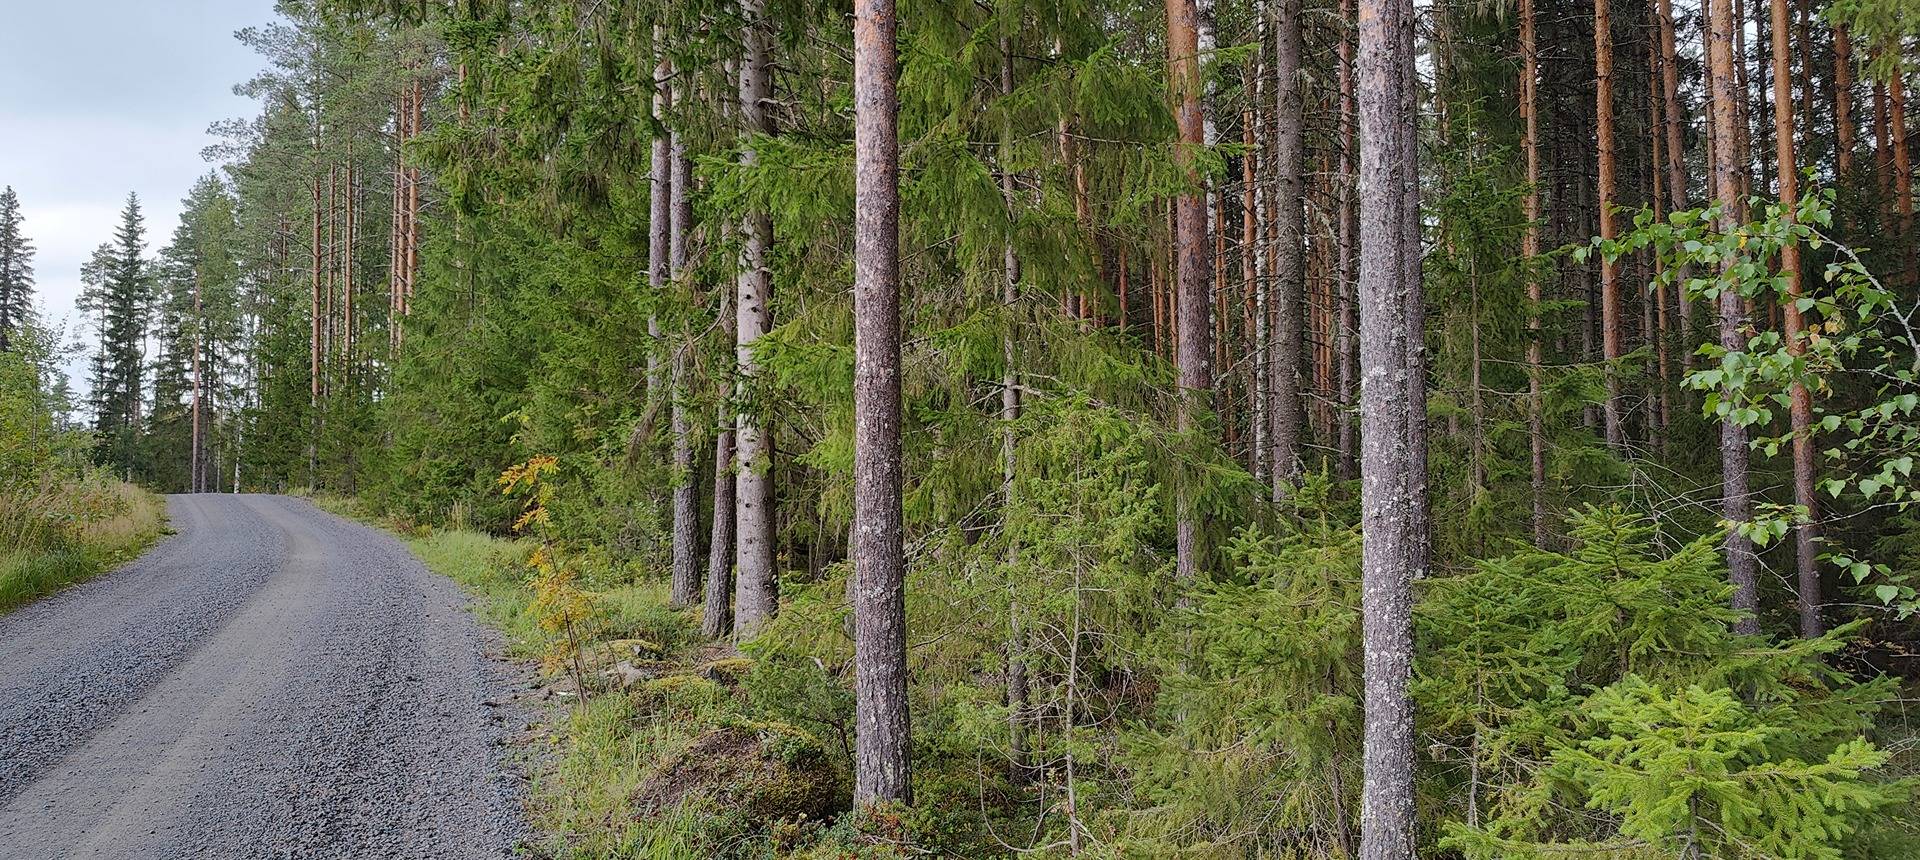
(704, 418), (737, 638)
(1595, 0), (1625, 451)
(1766, 0), (1820, 637)
(1336, 0), (1358, 481)
(1707, 0), (1762, 633)
(1269, 0), (1305, 493)
(1356, 0), (1420, 850)
(1892, 68), (1914, 286)
(1522, 0), (1547, 546)
(1834, 28), (1855, 177)
(1167, 0), (1211, 585)
(851, 0), (911, 805)
(668, 64), (701, 610)
(999, 39), (1030, 785)
(1656, 0), (1693, 361)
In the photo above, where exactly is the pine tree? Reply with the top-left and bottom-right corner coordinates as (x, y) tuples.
(1167, 0), (1211, 585)
(1706, 0), (1761, 633)
(1768, 0), (1821, 637)
(850, 0), (910, 806)
(1268, 0), (1305, 490)
(1356, 0), (1422, 849)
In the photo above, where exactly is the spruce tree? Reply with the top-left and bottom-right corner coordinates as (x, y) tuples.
(90, 194), (152, 479)
(0, 186), (35, 354)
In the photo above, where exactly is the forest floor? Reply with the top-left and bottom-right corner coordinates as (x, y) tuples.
(0, 494), (530, 859)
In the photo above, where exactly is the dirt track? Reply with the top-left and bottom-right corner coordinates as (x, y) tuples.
(0, 494), (527, 859)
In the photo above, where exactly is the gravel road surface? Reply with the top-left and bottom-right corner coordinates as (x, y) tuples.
(0, 494), (528, 859)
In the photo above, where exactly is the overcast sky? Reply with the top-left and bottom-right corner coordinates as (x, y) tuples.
(1, 1), (278, 393)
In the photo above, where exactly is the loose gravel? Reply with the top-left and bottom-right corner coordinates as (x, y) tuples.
(0, 494), (530, 859)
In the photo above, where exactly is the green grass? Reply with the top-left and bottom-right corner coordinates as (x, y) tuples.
(324, 496), (867, 859)
(409, 529), (548, 659)
(0, 482), (167, 614)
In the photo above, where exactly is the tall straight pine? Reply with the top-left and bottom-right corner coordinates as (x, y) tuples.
(1166, 0), (1210, 584)
(1357, 0), (1421, 850)
(851, 0), (911, 806)
(1706, 0), (1760, 632)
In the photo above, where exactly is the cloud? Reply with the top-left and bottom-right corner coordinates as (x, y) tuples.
(1, 0), (276, 399)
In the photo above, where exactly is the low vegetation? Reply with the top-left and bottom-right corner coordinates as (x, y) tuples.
(1, 344), (166, 614)
(326, 496), (862, 859)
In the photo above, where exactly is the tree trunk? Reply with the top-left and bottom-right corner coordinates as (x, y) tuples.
(668, 62), (701, 611)
(1834, 25), (1856, 177)
(703, 419), (737, 638)
(1892, 67), (1914, 287)
(1269, 0), (1305, 493)
(1522, 0), (1547, 546)
(1767, 0), (1821, 637)
(649, 33), (670, 414)
(343, 161), (355, 388)
(1167, 0), (1211, 585)
(1242, 110), (1265, 482)
(1356, 0), (1421, 850)
(309, 174), (322, 482)
(1656, 0), (1694, 362)
(998, 38), (1030, 786)
(1337, 0), (1358, 482)
(1250, 22), (1270, 484)
(1398, 0), (1428, 601)
(1595, 0), (1625, 451)
(851, 0), (911, 806)
(1875, 80), (1892, 213)
(1707, 0), (1761, 633)
(1647, 46), (1673, 441)
(190, 270), (204, 494)
(734, 0), (779, 636)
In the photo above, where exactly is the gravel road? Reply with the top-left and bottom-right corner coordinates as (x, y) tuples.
(0, 494), (529, 859)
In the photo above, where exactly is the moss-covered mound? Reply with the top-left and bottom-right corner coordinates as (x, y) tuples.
(634, 717), (849, 823)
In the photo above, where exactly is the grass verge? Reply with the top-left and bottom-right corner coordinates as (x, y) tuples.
(0, 481), (168, 614)
(313, 495), (871, 860)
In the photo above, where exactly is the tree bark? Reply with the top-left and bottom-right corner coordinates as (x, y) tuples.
(734, 0), (779, 636)
(998, 37), (1030, 786)
(1595, 0), (1626, 451)
(704, 416), (737, 638)
(1243, 110), (1265, 482)
(1356, 0), (1421, 850)
(649, 32), (670, 414)
(1875, 80), (1892, 212)
(1892, 67), (1914, 287)
(1522, 0), (1547, 546)
(309, 173), (322, 482)
(668, 62), (701, 610)
(1707, 0), (1762, 633)
(1167, 0), (1211, 585)
(1337, 0), (1358, 481)
(1269, 0), (1305, 493)
(1834, 25), (1856, 177)
(851, 0), (911, 806)
(190, 270), (204, 494)
(1656, 0), (1693, 360)
(1768, 0), (1821, 637)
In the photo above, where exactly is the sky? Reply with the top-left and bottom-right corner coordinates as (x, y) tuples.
(1, 1), (280, 394)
